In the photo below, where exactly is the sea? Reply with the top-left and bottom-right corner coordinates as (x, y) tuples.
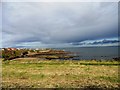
(53, 46), (119, 60)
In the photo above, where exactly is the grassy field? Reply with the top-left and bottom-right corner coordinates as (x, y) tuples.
(1, 58), (120, 89)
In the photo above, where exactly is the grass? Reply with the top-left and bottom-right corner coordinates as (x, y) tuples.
(1, 58), (120, 89)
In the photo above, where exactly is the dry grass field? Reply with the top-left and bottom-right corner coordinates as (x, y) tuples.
(1, 58), (120, 89)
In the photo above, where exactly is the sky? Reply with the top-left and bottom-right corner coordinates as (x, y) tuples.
(1, 1), (119, 48)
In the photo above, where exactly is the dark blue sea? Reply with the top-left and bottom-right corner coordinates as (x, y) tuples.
(53, 46), (119, 60)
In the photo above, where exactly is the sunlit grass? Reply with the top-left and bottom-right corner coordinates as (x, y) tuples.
(2, 58), (119, 88)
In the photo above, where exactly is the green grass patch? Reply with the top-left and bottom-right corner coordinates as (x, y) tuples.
(2, 58), (119, 88)
(97, 76), (120, 83)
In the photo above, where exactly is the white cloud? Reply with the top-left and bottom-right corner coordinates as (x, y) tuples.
(0, 2), (2, 48)
(1, 0), (119, 2)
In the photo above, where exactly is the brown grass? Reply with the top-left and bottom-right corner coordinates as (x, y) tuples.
(1, 58), (119, 89)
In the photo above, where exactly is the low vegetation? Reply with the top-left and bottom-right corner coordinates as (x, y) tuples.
(1, 48), (75, 60)
(2, 49), (28, 60)
(2, 58), (119, 89)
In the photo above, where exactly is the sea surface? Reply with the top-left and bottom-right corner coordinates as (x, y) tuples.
(53, 46), (119, 60)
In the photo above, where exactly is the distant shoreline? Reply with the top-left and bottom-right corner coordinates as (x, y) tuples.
(1, 47), (119, 60)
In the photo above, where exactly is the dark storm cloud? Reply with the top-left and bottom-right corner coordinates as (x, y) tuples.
(2, 2), (118, 47)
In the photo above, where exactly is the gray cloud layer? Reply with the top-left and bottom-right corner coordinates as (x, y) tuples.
(2, 2), (118, 48)
(71, 39), (119, 45)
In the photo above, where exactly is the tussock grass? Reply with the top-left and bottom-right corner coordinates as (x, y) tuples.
(2, 58), (119, 89)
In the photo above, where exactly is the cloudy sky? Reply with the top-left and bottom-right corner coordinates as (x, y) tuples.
(1, 2), (119, 48)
